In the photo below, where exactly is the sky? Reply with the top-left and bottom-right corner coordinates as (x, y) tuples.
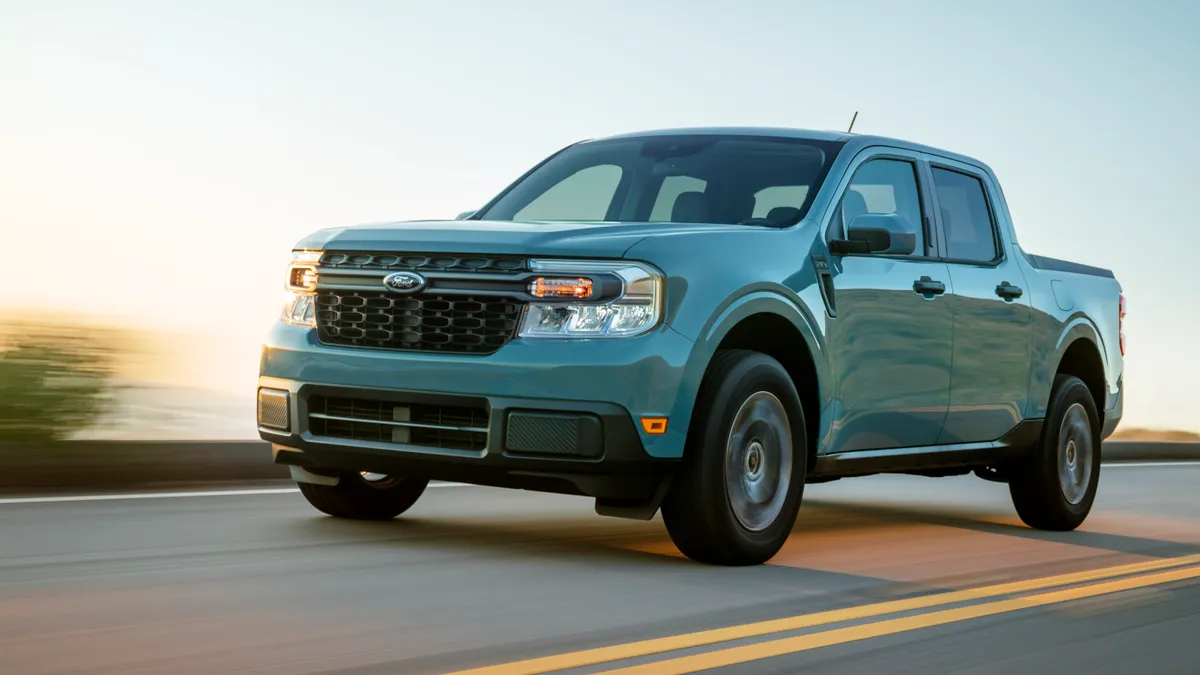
(1, 0), (1198, 432)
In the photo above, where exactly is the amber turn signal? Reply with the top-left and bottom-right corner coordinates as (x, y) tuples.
(640, 417), (668, 435)
(529, 277), (593, 299)
(288, 265), (318, 291)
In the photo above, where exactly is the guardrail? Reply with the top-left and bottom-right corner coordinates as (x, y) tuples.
(0, 440), (1196, 494)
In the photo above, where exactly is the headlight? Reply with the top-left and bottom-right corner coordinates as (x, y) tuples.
(519, 259), (663, 338)
(281, 250), (321, 327)
(281, 291), (316, 326)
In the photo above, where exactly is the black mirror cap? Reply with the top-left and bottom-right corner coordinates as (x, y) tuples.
(831, 213), (917, 256)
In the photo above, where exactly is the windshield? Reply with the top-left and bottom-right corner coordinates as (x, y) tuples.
(476, 134), (844, 227)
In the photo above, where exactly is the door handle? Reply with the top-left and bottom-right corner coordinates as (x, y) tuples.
(995, 282), (1023, 300)
(913, 276), (946, 296)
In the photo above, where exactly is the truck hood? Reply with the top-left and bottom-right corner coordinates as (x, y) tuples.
(294, 219), (752, 259)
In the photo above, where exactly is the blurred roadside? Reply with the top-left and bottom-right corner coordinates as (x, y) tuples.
(0, 312), (257, 442)
(1108, 427), (1200, 442)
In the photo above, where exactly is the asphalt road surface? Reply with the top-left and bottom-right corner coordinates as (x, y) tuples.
(2, 463), (1198, 675)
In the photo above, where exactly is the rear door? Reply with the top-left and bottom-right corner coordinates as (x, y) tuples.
(824, 149), (954, 453)
(926, 160), (1033, 444)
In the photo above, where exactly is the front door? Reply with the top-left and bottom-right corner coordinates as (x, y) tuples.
(927, 163), (1033, 444)
(825, 153), (954, 453)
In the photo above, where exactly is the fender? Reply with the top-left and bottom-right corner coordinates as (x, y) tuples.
(1027, 314), (1108, 418)
(661, 288), (830, 458)
(1054, 315), (1108, 365)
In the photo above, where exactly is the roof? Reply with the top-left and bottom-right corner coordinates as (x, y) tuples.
(587, 126), (994, 175)
(593, 126), (853, 143)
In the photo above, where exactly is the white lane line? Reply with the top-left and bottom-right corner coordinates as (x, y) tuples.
(0, 488), (300, 504)
(0, 482), (471, 505)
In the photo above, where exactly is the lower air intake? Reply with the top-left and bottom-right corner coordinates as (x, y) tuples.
(307, 395), (489, 452)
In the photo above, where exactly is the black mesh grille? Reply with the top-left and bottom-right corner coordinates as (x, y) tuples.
(316, 292), (523, 354)
(506, 414), (581, 456)
(308, 395), (489, 451)
(319, 252), (528, 273)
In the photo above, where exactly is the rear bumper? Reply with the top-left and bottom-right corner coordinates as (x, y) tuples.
(256, 321), (694, 499)
(1102, 375), (1124, 439)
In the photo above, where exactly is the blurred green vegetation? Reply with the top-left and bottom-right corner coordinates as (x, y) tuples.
(0, 323), (122, 443)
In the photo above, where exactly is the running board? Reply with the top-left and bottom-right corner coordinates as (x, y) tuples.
(809, 419), (1043, 480)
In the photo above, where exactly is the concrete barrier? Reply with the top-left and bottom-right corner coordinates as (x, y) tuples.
(0, 440), (282, 493)
(1103, 441), (1200, 463)
(0, 440), (1195, 494)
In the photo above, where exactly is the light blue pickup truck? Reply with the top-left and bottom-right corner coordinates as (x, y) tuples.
(258, 127), (1125, 565)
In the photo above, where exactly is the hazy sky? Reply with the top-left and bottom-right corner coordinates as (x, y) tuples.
(2, 0), (1198, 431)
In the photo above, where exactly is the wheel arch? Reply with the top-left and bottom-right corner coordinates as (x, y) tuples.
(670, 291), (829, 467)
(1047, 319), (1109, 424)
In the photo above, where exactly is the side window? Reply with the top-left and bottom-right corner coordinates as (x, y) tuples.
(931, 167), (998, 262)
(838, 158), (924, 253)
(514, 164), (622, 222)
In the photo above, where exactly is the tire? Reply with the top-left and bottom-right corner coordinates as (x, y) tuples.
(298, 472), (429, 521)
(1009, 374), (1101, 531)
(661, 349), (808, 566)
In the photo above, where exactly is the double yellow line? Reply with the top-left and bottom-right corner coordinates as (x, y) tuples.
(446, 554), (1200, 675)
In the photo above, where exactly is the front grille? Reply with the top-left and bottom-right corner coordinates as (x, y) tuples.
(319, 252), (528, 274)
(316, 292), (523, 354)
(308, 395), (489, 451)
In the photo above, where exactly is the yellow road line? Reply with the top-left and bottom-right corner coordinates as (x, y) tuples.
(443, 554), (1200, 675)
(596, 564), (1200, 675)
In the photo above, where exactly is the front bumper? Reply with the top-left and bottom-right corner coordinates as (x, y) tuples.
(257, 321), (695, 499)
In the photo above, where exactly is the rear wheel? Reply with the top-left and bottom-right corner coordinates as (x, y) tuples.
(1009, 374), (1101, 530)
(298, 471), (428, 520)
(661, 350), (807, 566)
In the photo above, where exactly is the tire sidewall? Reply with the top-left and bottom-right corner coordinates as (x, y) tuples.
(1041, 376), (1102, 519)
(699, 353), (807, 556)
(299, 472), (429, 520)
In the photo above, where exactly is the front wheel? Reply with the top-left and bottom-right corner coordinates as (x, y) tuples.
(298, 471), (429, 521)
(661, 350), (807, 566)
(1009, 374), (1101, 530)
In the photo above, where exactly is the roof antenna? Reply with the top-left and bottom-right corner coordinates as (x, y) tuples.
(847, 111), (859, 133)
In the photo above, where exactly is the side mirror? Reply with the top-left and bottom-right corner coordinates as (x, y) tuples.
(456, 210), (477, 220)
(830, 213), (917, 256)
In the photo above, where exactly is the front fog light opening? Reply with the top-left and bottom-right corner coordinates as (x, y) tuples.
(257, 388), (291, 431)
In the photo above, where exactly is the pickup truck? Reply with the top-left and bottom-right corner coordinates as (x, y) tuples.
(258, 127), (1125, 566)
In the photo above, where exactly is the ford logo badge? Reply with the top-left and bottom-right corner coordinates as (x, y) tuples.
(382, 271), (427, 294)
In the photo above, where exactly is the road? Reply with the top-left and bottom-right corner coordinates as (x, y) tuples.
(1, 463), (1197, 675)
